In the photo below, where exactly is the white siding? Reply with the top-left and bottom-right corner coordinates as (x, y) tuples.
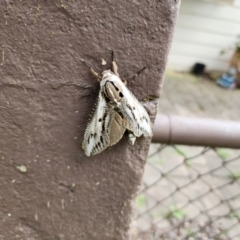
(167, 0), (240, 72)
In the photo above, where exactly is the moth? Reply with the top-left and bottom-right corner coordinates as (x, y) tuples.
(82, 52), (152, 156)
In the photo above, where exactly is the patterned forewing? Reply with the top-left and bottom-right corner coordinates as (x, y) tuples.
(82, 93), (114, 156)
(117, 83), (152, 137)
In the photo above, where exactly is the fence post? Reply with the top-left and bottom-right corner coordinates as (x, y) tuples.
(0, 1), (180, 239)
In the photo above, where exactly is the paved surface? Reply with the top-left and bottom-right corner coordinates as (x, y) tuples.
(136, 71), (240, 239)
(159, 70), (240, 120)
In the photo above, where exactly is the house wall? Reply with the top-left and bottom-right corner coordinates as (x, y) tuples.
(167, 0), (240, 72)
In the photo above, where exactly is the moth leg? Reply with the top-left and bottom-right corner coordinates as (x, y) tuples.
(111, 50), (120, 77)
(128, 132), (136, 146)
(128, 65), (148, 79)
(122, 78), (127, 85)
(81, 58), (101, 81)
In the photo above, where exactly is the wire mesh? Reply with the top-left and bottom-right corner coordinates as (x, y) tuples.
(133, 144), (240, 240)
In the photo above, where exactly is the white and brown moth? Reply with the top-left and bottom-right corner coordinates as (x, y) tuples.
(82, 53), (152, 156)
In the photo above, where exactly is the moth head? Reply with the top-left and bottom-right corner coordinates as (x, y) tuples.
(101, 70), (124, 103)
(102, 69), (114, 79)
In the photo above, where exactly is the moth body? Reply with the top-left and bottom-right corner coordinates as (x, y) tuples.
(82, 59), (152, 156)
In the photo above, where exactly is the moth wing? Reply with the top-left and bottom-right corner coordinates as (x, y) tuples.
(109, 111), (128, 147)
(82, 93), (114, 156)
(117, 84), (152, 138)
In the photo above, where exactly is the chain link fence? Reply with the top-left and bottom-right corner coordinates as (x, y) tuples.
(133, 144), (240, 240)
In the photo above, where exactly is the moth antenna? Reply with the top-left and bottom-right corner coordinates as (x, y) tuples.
(112, 50), (115, 62)
(129, 65), (148, 79)
(80, 58), (91, 69)
(80, 58), (101, 81)
(111, 50), (120, 77)
(138, 65), (148, 75)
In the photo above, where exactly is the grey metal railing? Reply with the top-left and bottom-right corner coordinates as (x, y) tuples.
(152, 114), (240, 148)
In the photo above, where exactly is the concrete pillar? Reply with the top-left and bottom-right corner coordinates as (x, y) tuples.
(0, 1), (180, 239)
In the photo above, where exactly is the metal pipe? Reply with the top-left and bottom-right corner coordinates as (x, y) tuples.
(152, 114), (240, 149)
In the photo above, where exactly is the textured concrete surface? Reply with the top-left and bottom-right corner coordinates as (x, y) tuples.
(0, 1), (179, 240)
